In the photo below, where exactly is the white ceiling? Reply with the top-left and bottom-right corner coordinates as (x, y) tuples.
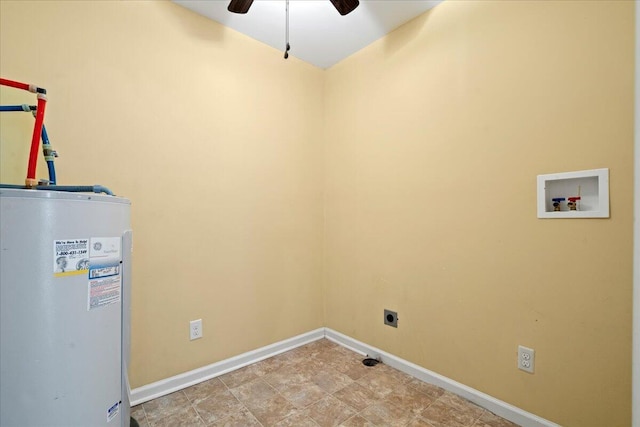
(173, 0), (443, 69)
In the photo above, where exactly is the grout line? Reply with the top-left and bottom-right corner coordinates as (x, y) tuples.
(139, 404), (149, 426)
(241, 399), (264, 427)
(182, 390), (207, 427)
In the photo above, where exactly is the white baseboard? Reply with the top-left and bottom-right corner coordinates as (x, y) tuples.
(131, 327), (559, 427)
(130, 328), (325, 406)
(325, 328), (560, 427)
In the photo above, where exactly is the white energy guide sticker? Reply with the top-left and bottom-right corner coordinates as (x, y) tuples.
(53, 239), (89, 277)
(88, 237), (122, 311)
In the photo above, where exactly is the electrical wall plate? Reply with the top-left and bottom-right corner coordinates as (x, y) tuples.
(518, 345), (535, 373)
(190, 319), (203, 340)
(384, 309), (398, 328)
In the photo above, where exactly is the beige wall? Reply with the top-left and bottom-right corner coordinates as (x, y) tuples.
(0, 0), (325, 387)
(0, 0), (634, 425)
(323, 1), (634, 426)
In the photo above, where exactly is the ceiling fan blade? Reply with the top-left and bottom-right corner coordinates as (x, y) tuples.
(228, 0), (254, 14)
(329, 0), (360, 16)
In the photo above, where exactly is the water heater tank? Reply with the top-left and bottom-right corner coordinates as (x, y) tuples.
(0, 188), (132, 427)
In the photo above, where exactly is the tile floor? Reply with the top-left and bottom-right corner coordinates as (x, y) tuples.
(132, 339), (519, 427)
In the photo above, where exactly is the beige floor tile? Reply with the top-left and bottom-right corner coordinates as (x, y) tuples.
(192, 390), (245, 424)
(295, 358), (334, 378)
(338, 415), (377, 427)
(305, 339), (339, 352)
(420, 400), (474, 427)
(375, 364), (414, 384)
(150, 407), (205, 427)
(230, 378), (277, 403)
(332, 344), (361, 357)
(386, 382), (436, 415)
(314, 347), (353, 364)
(475, 410), (520, 427)
(322, 349), (360, 366)
(277, 360), (310, 375)
(407, 417), (437, 427)
(438, 392), (484, 422)
(274, 412), (322, 426)
(218, 366), (259, 388)
(245, 393), (300, 425)
(184, 378), (228, 404)
(358, 401), (415, 427)
(311, 368), (354, 393)
(280, 381), (328, 408)
(332, 382), (380, 411)
(264, 369), (313, 392)
(206, 407), (262, 427)
(357, 371), (404, 399)
(143, 391), (192, 424)
(406, 379), (446, 400)
(333, 358), (374, 381)
(136, 417), (151, 427)
(302, 395), (357, 427)
(251, 355), (291, 377)
(278, 346), (312, 365)
(131, 404), (147, 425)
(131, 404), (146, 417)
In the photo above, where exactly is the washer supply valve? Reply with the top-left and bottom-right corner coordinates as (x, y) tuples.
(552, 197), (565, 211)
(567, 196), (581, 211)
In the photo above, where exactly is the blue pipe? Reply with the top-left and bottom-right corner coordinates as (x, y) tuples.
(0, 184), (114, 196)
(45, 161), (56, 185)
(41, 125), (56, 185)
(0, 105), (36, 112)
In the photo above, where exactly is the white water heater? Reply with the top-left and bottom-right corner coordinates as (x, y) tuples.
(0, 188), (132, 427)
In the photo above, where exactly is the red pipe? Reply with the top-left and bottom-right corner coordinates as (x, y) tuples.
(1, 77), (48, 185)
(0, 78), (31, 92)
(25, 94), (47, 186)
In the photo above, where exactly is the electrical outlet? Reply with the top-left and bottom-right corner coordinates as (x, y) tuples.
(190, 319), (203, 340)
(518, 345), (535, 373)
(384, 309), (398, 328)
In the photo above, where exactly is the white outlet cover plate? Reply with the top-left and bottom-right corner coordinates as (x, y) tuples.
(190, 319), (203, 340)
(518, 345), (535, 373)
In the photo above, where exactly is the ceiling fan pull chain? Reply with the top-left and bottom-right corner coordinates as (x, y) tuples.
(284, 0), (290, 59)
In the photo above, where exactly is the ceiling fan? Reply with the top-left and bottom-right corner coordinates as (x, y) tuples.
(227, 0), (360, 16)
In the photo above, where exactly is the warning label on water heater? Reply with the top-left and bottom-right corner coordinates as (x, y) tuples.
(87, 237), (122, 311)
(53, 239), (89, 277)
(107, 401), (120, 422)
